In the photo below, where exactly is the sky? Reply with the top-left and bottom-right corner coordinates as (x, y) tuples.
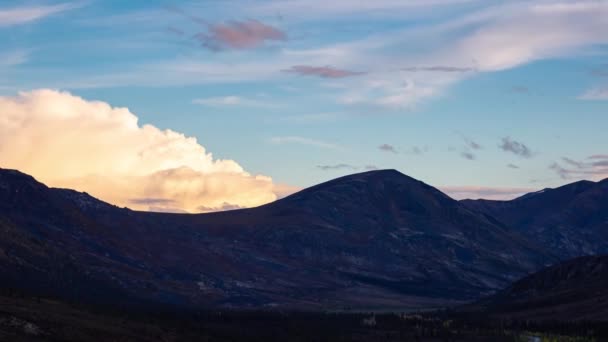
(1, 0), (607, 212)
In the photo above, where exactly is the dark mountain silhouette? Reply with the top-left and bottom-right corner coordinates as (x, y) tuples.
(462, 178), (608, 259)
(0, 168), (551, 310)
(470, 255), (608, 321)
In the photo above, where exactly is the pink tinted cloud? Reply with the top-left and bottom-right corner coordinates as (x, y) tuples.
(441, 186), (536, 200)
(283, 65), (366, 78)
(195, 19), (286, 50)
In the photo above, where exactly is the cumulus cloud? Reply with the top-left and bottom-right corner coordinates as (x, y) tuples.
(283, 65), (365, 78)
(194, 19), (286, 50)
(578, 88), (608, 100)
(0, 89), (279, 213)
(499, 137), (533, 158)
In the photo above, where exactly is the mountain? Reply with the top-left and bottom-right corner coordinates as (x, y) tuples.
(470, 255), (608, 321)
(462, 179), (608, 259)
(0, 168), (552, 310)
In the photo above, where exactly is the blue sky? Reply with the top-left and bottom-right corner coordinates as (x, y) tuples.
(1, 0), (607, 212)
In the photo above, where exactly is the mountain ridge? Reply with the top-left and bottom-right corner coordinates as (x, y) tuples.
(0, 167), (557, 310)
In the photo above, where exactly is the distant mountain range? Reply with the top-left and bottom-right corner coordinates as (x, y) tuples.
(0, 168), (606, 311)
(470, 254), (608, 321)
(462, 178), (608, 259)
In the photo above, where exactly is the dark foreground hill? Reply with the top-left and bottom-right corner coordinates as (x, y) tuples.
(462, 179), (608, 259)
(0, 168), (552, 310)
(470, 254), (608, 321)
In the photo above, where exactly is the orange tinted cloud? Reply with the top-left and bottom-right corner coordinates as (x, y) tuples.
(0, 89), (280, 212)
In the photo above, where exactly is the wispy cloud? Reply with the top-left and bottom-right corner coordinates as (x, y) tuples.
(402, 66), (475, 73)
(193, 96), (277, 108)
(441, 185), (536, 200)
(378, 143), (397, 153)
(255, 0), (477, 18)
(499, 137), (533, 158)
(0, 3), (80, 27)
(550, 155), (608, 180)
(510, 85), (530, 94)
(460, 151), (475, 160)
(461, 135), (482, 150)
(195, 19), (286, 50)
(404, 145), (429, 155)
(507, 163), (520, 169)
(316, 163), (378, 171)
(578, 88), (608, 100)
(278, 112), (342, 124)
(283, 65), (365, 78)
(0, 50), (28, 67)
(270, 136), (340, 149)
(316, 163), (357, 171)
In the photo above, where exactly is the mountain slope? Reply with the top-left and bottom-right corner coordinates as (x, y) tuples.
(0, 168), (552, 310)
(471, 255), (608, 321)
(462, 179), (608, 259)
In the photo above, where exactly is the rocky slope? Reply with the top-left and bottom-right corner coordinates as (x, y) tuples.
(0, 168), (553, 310)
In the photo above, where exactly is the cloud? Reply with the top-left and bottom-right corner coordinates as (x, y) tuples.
(590, 65), (608, 77)
(0, 50), (28, 67)
(316, 163), (378, 171)
(378, 143), (397, 153)
(193, 96), (277, 108)
(499, 137), (533, 158)
(510, 86), (530, 94)
(447, 2), (608, 72)
(460, 152), (475, 160)
(278, 112), (342, 124)
(402, 66), (475, 73)
(561, 157), (585, 169)
(507, 163), (520, 169)
(316, 164), (358, 171)
(283, 65), (365, 78)
(0, 3), (79, 27)
(549, 155), (608, 180)
(460, 135), (482, 150)
(441, 185), (536, 200)
(194, 19), (286, 50)
(578, 88), (608, 100)
(255, 0), (476, 18)
(404, 145), (429, 155)
(0, 89), (279, 213)
(270, 136), (340, 149)
(129, 198), (175, 205)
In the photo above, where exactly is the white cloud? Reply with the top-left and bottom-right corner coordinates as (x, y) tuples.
(16, 1), (608, 110)
(193, 96), (278, 108)
(578, 87), (608, 100)
(0, 89), (280, 212)
(0, 3), (79, 27)
(255, 0), (477, 18)
(0, 50), (28, 67)
(269, 136), (341, 149)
